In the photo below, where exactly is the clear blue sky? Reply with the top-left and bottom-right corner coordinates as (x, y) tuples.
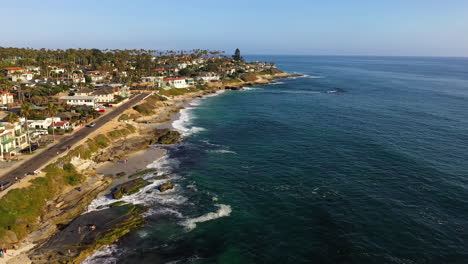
(2, 0), (468, 56)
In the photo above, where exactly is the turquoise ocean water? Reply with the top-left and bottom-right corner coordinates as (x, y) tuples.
(86, 56), (468, 264)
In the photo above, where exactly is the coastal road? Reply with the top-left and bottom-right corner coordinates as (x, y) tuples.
(0, 92), (150, 185)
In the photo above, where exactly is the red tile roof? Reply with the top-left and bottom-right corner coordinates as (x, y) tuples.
(4, 67), (25, 71)
(51, 121), (69, 127)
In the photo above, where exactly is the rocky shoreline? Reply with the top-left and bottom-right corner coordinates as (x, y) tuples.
(0, 71), (299, 264)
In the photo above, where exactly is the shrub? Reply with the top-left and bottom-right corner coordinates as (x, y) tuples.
(133, 105), (152, 115)
(118, 114), (129, 121)
(240, 73), (257, 82)
(126, 124), (136, 133)
(64, 174), (83, 186)
(95, 134), (110, 148)
(87, 139), (99, 153)
(63, 163), (77, 173)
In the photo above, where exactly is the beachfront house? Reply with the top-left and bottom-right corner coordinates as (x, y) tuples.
(141, 76), (163, 88)
(0, 126), (17, 160)
(60, 95), (97, 107)
(163, 77), (188, 89)
(0, 119), (30, 152)
(28, 117), (61, 133)
(92, 87), (115, 103)
(51, 121), (71, 130)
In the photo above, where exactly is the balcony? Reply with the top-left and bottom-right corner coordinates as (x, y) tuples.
(1, 137), (14, 145)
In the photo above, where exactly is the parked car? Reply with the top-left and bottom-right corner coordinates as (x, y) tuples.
(86, 122), (96, 128)
(0, 181), (11, 191)
(103, 104), (113, 107)
(20, 145), (39, 153)
(98, 109), (106, 113)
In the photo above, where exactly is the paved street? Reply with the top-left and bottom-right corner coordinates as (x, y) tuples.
(0, 92), (149, 185)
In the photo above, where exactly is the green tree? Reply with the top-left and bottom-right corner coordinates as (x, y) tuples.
(45, 103), (58, 141)
(232, 48), (243, 61)
(6, 112), (19, 124)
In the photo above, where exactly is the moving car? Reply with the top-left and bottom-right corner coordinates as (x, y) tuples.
(86, 122), (96, 128)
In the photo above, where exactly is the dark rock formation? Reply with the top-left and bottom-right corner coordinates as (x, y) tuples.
(29, 204), (147, 264)
(111, 178), (148, 199)
(158, 182), (174, 192)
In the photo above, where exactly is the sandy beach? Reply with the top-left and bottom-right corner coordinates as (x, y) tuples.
(96, 147), (166, 177)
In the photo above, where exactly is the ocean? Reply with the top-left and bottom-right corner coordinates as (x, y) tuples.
(85, 56), (468, 264)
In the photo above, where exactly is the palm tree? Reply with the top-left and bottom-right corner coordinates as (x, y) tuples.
(6, 112), (19, 124)
(20, 104), (33, 153)
(45, 103), (58, 141)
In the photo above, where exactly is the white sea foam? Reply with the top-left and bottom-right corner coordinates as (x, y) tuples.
(172, 107), (205, 136)
(82, 245), (119, 264)
(208, 149), (237, 154)
(182, 204), (232, 230)
(144, 207), (184, 218)
(242, 87), (262, 91)
(86, 156), (186, 211)
(270, 81), (285, 85)
(172, 90), (226, 136)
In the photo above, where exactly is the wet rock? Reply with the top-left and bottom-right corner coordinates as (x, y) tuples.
(158, 183), (174, 192)
(109, 201), (127, 208)
(29, 204), (147, 264)
(111, 178), (148, 199)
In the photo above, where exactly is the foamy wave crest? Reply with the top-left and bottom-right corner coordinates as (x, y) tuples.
(208, 149), (237, 154)
(242, 87), (262, 91)
(270, 81), (285, 85)
(172, 108), (205, 136)
(82, 245), (119, 264)
(182, 204), (232, 230)
(147, 155), (179, 174)
(144, 207), (184, 218)
(205, 90), (226, 97)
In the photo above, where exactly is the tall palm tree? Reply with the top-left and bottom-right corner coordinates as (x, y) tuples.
(45, 103), (58, 141)
(20, 104), (33, 153)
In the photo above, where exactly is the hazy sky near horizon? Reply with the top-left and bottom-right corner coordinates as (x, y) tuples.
(1, 0), (468, 56)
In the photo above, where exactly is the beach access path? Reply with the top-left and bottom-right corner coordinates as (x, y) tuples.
(0, 92), (150, 186)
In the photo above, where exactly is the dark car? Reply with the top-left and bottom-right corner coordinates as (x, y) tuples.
(0, 181), (11, 191)
(20, 145), (39, 153)
(86, 122), (96, 128)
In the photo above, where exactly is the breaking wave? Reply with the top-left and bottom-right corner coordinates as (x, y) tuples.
(182, 204), (232, 230)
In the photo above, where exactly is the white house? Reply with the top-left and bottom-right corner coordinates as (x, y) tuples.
(92, 88), (115, 103)
(51, 121), (71, 130)
(28, 117), (61, 130)
(141, 76), (163, 88)
(60, 95), (97, 107)
(26, 66), (41, 75)
(48, 65), (66, 74)
(0, 91), (14, 106)
(163, 77), (188, 89)
(9, 72), (34, 82)
(197, 74), (220, 83)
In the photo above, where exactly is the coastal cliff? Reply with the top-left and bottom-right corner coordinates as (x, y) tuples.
(0, 71), (298, 263)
